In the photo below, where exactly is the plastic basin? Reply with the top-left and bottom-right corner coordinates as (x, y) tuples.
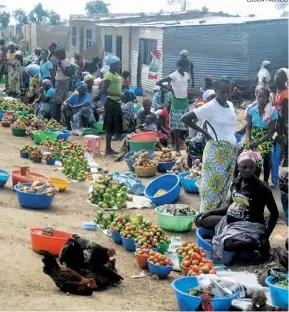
(135, 254), (149, 269)
(11, 170), (50, 187)
(130, 132), (157, 142)
(95, 122), (105, 134)
(159, 243), (170, 254)
(124, 150), (154, 171)
(12, 128), (26, 137)
(128, 140), (157, 152)
(50, 130), (70, 141)
(49, 177), (69, 192)
(145, 174), (181, 206)
(14, 183), (55, 209)
(31, 157), (42, 164)
(33, 130), (58, 144)
(155, 206), (197, 232)
(111, 230), (122, 244)
(20, 151), (29, 158)
(121, 237), (135, 251)
(266, 274), (288, 308)
(29, 228), (73, 256)
(172, 276), (238, 311)
(179, 172), (199, 194)
(0, 169), (10, 187)
(157, 161), (176, 173)
(46, 159), (56, 166)
(0, 112), (3, 121)
(148, 260), (172, 278)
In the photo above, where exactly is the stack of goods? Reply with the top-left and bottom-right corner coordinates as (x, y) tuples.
(15, 114), (34, 126)
(156, 148), (176, 163)
(178, 242), (216, 276)
(0, 99), (33, 113)
(132, 151), (158, 168)
(158, 204), (196, 216)
(18, 181), (58, 196)
(62, 155), (90, 181)
(89, 175), (132, 208)
(110, 214), (131, 233)
(1, 117), (11, 127)
(11, 121), (27, 129)
(44, 119), (64, 130)
(185, 159), (202, 179)
(26, 117), (46, 133)
(94, 212), (119, 230)
(187, 285), (214, 297)
(148, 252), (173, 267)
(167, 157), (190, 174)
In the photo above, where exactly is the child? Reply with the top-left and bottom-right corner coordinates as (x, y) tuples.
(136, 113), (157, 132)
(157, 58), (190, 156)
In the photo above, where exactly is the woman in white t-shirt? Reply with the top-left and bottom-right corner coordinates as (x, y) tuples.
(157, 58), (190, 156)
(54, 48), (70, 121)
(181, 77), (237, 213)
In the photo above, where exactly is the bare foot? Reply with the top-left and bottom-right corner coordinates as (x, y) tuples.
(176, 150), (182, 157)
(105, 149), (118, 156)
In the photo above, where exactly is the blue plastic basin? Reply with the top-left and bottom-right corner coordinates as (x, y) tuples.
(20, 151), (29, 159)
(157, 161), (176, 173)
(124, 150), (155, 171)
(0, 112), (3, 121)
(111, 230), (122, 244)
(14, 183), (55, 209)
(121, 236), (136, 251)
(179, 172), (199, 193)
(172, 276), (238, 311)
(266, 274), (288, 309)
(50, 130), (70, 141)
(144, 174), (181, 206)
(0, 169), (10, 187)
(148, 260), (172, 278)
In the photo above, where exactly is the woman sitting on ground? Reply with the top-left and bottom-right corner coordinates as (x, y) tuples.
(35, 79), (56, 120)
(195, 151), (279, 261)
(61, 81), (95, 130)
(157, 102), (172, 147)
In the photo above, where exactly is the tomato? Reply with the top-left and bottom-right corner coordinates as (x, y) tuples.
(182, 242), (188, 247)
(182, 260), (191, 267)
(182, 252), (187, 257)
(196, 254), (202, 262)
(201, 265), (210, 274)
(209, 269), (217, 274)
(159, 261), (164, 266)
(190, 252), (197, 260)
(200, 252), (207, 258)
(192, 265), (199, 273)
(142, 253), (149, 257)
(191, 260), (199, 266)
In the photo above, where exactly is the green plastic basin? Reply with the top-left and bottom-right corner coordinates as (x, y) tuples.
(155, 206), (197, 232)
(128, 139), (157, 152)
(33, 130), (58, 144)
(12, 128), (26, 137)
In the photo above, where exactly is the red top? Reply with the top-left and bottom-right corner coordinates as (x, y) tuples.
(275, 89), (288, 111)
(160, 108), (170, 131)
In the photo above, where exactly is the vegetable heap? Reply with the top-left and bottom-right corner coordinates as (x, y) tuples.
(11, 121), (26, 129)
(18, 181), (58, 196)
(187, 285), (214, 297)
(185, 159), (202, 179)
(95, 212), (119, 230)
(178, 242), (216, 276)
(167, 157), (189, 174)
(132, 151), (158, 168)
(62, 155), (90, 181)
(0, 99), (33, 113)
(158, 204), (197, 216)
(148, 252), (173, 267)
(89, 175), (132, 208)
(155, 148), (176, 163)
(44, 119), (64, 130)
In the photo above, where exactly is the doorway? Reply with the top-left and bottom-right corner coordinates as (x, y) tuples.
(116, 36), (122, 72)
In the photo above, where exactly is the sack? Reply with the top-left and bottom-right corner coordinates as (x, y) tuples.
(111, 172), (145, 195)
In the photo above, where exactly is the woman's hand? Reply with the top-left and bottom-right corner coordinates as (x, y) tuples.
(194, 211), (211, 225)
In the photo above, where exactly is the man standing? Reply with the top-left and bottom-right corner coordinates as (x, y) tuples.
(179, 50), (195, 88)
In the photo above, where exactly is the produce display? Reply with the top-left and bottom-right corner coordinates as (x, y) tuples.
(89, 174), (132, 208)
(95, 212), (120, 230)
(62, 155), (90, 181)
(158, 204), (197, 216)
(178, 242), (216, 276)
(29, 148), (43, 159)
(0, 99), (33, 113)
(26, 117), (45, 133)
(20, 144), (32, 153)
(44, 153), (56, 160)
(135, 246), (151, 258)
(44, 119), (64, 130)
(11, 121), (27, 129)
(155, 148), (176, 162)
(15, 114), (34, 125)
(18, 181), (58, 196)
(132, 151), (158, 168)
(167, 157), (189, 174)
(185, 159), (202, 179)
(1, 118), (11, 126)
(148, 252), (173, 267)
(187, 285), (214, 297)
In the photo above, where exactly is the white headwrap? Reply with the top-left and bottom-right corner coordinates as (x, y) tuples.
(203, 89), (216, 101)
(257, 60), (271, 85)
(237, 150), (262, 164)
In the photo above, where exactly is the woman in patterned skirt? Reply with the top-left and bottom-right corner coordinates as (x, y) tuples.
(157, 58), (190, 156)
(181, 77), (237, 212)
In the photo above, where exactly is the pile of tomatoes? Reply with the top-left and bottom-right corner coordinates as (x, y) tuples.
(148, 252), (173, 267)
(178, 242), (216, 276)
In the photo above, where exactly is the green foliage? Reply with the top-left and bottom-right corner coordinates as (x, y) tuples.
(13, 9), (28, 25)
(85, 1), (110, 14)
(0, 11), (10, 29)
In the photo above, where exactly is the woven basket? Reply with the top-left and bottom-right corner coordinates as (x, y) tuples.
(134, 165), (157, 177)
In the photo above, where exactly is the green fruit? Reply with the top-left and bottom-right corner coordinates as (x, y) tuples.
(121, 186), (128, 192)
(103, 203), (108, 209)
(98, 202), (104, 208)
(110, 201), (115, 207)
(116, 202), (123, 209)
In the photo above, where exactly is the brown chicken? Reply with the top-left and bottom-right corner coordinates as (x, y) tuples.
(41, 251), (96, 296)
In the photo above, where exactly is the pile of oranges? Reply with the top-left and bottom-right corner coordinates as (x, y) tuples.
(177, 242), (216, 276)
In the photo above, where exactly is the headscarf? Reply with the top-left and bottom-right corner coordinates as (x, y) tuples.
(257, 60), (271, 85)
(203, 89), (216, 101)
(84, 73), (94, 82)
(179, 50), (189, 56)
(279, 68), (289, 87)
(76, 81), (87, 89)
(237, 150), (262, 164)
(42, 79), (52, 87)
(106, 55), (120, 65)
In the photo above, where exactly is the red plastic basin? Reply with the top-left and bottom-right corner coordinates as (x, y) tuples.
(130, 132), (157, 141)
(29, 228), (73, 256)
(11, 170), (50, 187)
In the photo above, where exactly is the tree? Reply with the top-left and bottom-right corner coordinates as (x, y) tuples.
(85, 1), (110, 14)
(0, 10), (10, 29)
(202, 6), (209, 13)
(13, 9), (29, 25)
(167, 0), (187, 12)
(48, 10), (61, 25)
(28, 3), (48, 24)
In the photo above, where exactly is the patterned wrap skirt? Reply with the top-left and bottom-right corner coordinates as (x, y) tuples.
(169, 108), (189, 131)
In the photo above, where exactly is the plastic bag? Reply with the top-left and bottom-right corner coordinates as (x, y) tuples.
(111, 172), (145, 195)
(271, 143), (280, 187)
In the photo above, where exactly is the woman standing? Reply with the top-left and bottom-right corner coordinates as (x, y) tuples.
(157, 58), (190, 156)
(6, 50), (23, 97)
(181, 77), (237, 212)
(39, 50), (54, 82)
(245, 88), (278, 183)
(54, 48), (70, 121)
(102, 56), (123, 155)
(274, 68), (288, 167)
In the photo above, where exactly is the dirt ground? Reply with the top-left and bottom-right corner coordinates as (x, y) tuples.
(0, 127), (287, 311)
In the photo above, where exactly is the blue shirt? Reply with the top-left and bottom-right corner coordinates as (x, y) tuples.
(44, 87), (55, 98)
(39, 60), (53, 81)
(24, 64), (40, 77)
(248, 105), (278, 129)
(66, 92), (92, 110)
